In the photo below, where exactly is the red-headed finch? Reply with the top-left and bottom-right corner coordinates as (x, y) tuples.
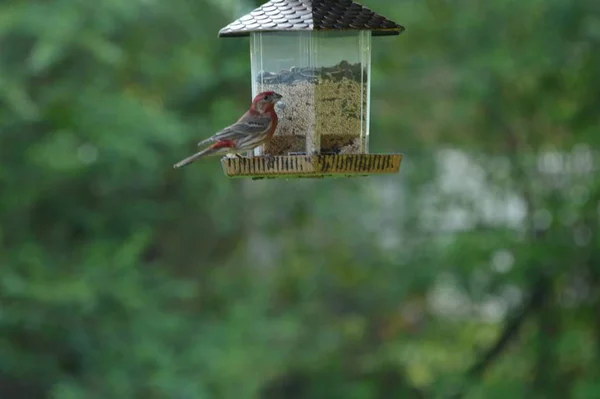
(173, 91), (282, 168)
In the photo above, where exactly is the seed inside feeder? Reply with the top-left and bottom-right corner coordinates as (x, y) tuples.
(264, 135), (361, 155)
(257, 60), (368, 156)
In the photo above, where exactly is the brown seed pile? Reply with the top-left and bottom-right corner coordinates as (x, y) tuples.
(263, 135), (305, 155)
(264, 80), (316, 137)
(263, 134), (363, 155)
(257, 64), (368, 156)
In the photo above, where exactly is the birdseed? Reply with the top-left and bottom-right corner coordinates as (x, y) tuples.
(256, 61), (368, 156)
(264, 134), (361, 156)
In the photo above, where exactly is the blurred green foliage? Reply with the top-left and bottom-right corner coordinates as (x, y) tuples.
(1, 0), (600, 398)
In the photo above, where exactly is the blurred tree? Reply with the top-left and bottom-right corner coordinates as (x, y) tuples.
(0, 0), (599, 398)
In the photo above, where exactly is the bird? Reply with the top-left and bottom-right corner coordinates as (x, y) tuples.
(173, 91), (283, 168)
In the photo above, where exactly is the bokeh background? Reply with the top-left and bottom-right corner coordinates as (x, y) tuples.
(1, 0), (600, 398)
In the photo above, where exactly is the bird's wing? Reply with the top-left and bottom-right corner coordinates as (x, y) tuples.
(198, 113), (272, 147)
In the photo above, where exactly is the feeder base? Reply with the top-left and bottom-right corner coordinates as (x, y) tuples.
(220, 154), (403, 179)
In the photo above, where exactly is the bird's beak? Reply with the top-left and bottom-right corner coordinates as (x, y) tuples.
(273, 93), (283, 102)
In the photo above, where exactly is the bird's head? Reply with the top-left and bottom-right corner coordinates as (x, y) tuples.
(251, 91), (283, 113)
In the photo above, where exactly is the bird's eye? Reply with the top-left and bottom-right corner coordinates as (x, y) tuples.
(264, 95), (271, 101)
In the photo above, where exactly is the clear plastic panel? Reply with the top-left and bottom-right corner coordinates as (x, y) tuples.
(250, 31), (371, 156)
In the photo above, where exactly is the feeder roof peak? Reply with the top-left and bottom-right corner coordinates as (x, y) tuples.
(218, 0), (404, 38)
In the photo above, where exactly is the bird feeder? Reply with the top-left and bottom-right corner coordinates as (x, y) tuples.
(218, 0), (405, 179)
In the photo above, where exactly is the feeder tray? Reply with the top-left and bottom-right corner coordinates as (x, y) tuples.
(221, 154), (402, 179)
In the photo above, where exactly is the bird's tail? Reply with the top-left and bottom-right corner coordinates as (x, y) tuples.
(173, 147), (217, 169)
(173, 140), (235, 168)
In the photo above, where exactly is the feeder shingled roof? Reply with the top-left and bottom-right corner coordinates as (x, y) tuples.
(218, 0), (404, 37)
